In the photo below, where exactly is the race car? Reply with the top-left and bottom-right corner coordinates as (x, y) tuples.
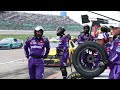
(44, 37), (78, 66)
(0, 38), (23, 49)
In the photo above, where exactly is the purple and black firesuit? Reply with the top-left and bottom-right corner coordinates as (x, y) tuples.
(24, 36), (50, 79)
(77, 32), (94, 45)
(57, 35), (69, 66)
(77, 25), (94, 45)
(57, 35), (69, 79)
(108, 35), (120, 79)
(56, 27), (69, 79)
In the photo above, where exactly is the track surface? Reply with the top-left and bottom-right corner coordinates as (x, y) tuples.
(0, 48), (59, 79)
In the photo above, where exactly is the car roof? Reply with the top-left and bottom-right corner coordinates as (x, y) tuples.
(1, 38), (16, 41)
(4, 38), (14, 39)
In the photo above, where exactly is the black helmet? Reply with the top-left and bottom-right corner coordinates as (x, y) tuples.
(107, 27), (110, 32)
(34, 26), (44, 38)
(56, 27), (66, 36)
(83, 25), (90, 30)
(110, 25), (114, 29)
(83, 25), (90, 33)
(101, 26), (108, 32)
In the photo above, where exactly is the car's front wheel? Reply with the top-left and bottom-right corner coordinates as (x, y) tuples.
(10, 44), (13, 49)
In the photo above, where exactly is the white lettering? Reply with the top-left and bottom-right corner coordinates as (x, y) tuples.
(31, 45), (42, 49)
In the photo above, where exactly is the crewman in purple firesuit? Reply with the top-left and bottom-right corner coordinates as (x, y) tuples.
(56, 27), (69, 79)
(77, 25), (94, 68)
(94, 26), (110, 69)
(108, 22), (120, 79)
(77, 25), (94, 45)
(96, 26), (109, 47)
(24, 26), (50, 79)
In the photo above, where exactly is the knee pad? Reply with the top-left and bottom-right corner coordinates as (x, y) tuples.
(60, 66), (67, 76)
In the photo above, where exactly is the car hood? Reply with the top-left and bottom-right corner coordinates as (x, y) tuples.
(49, 48), (56, 55)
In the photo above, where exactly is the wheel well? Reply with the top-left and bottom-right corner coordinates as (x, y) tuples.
(10, 44), (13, 48)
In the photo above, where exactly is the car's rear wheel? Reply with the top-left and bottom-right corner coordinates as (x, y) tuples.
(19, 43), (23, 48)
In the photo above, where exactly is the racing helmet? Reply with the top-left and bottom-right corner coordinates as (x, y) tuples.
(83, 25), (90, 33)
(56, 27), (66, 36)
(101, 25), (108, 32)
(109, 25), (114, 30)
(34, 26), (44, 32)
(34, 26), (44, 37)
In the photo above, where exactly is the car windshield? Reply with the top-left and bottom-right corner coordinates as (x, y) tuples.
(50, 41), (60, 48)
(0, 38), (13, 42)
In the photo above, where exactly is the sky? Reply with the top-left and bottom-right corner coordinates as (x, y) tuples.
(17, 11), (120, 26)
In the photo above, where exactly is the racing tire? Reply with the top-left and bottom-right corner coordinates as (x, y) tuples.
(72, 41), (108, 79)
(10, 44), (13, 49)
(67, 71), (87, 79)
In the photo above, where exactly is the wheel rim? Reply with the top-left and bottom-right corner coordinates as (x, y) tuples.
(76, 47), (104, 72)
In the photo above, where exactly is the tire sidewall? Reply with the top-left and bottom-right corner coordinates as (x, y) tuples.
(20, 43), (23, 48)
(67, 71), (85, 79)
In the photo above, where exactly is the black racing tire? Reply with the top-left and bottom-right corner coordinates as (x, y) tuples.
(72, 41), (108, 79)
(10, 44), (13, 49)
(67, 71), (85, 79)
